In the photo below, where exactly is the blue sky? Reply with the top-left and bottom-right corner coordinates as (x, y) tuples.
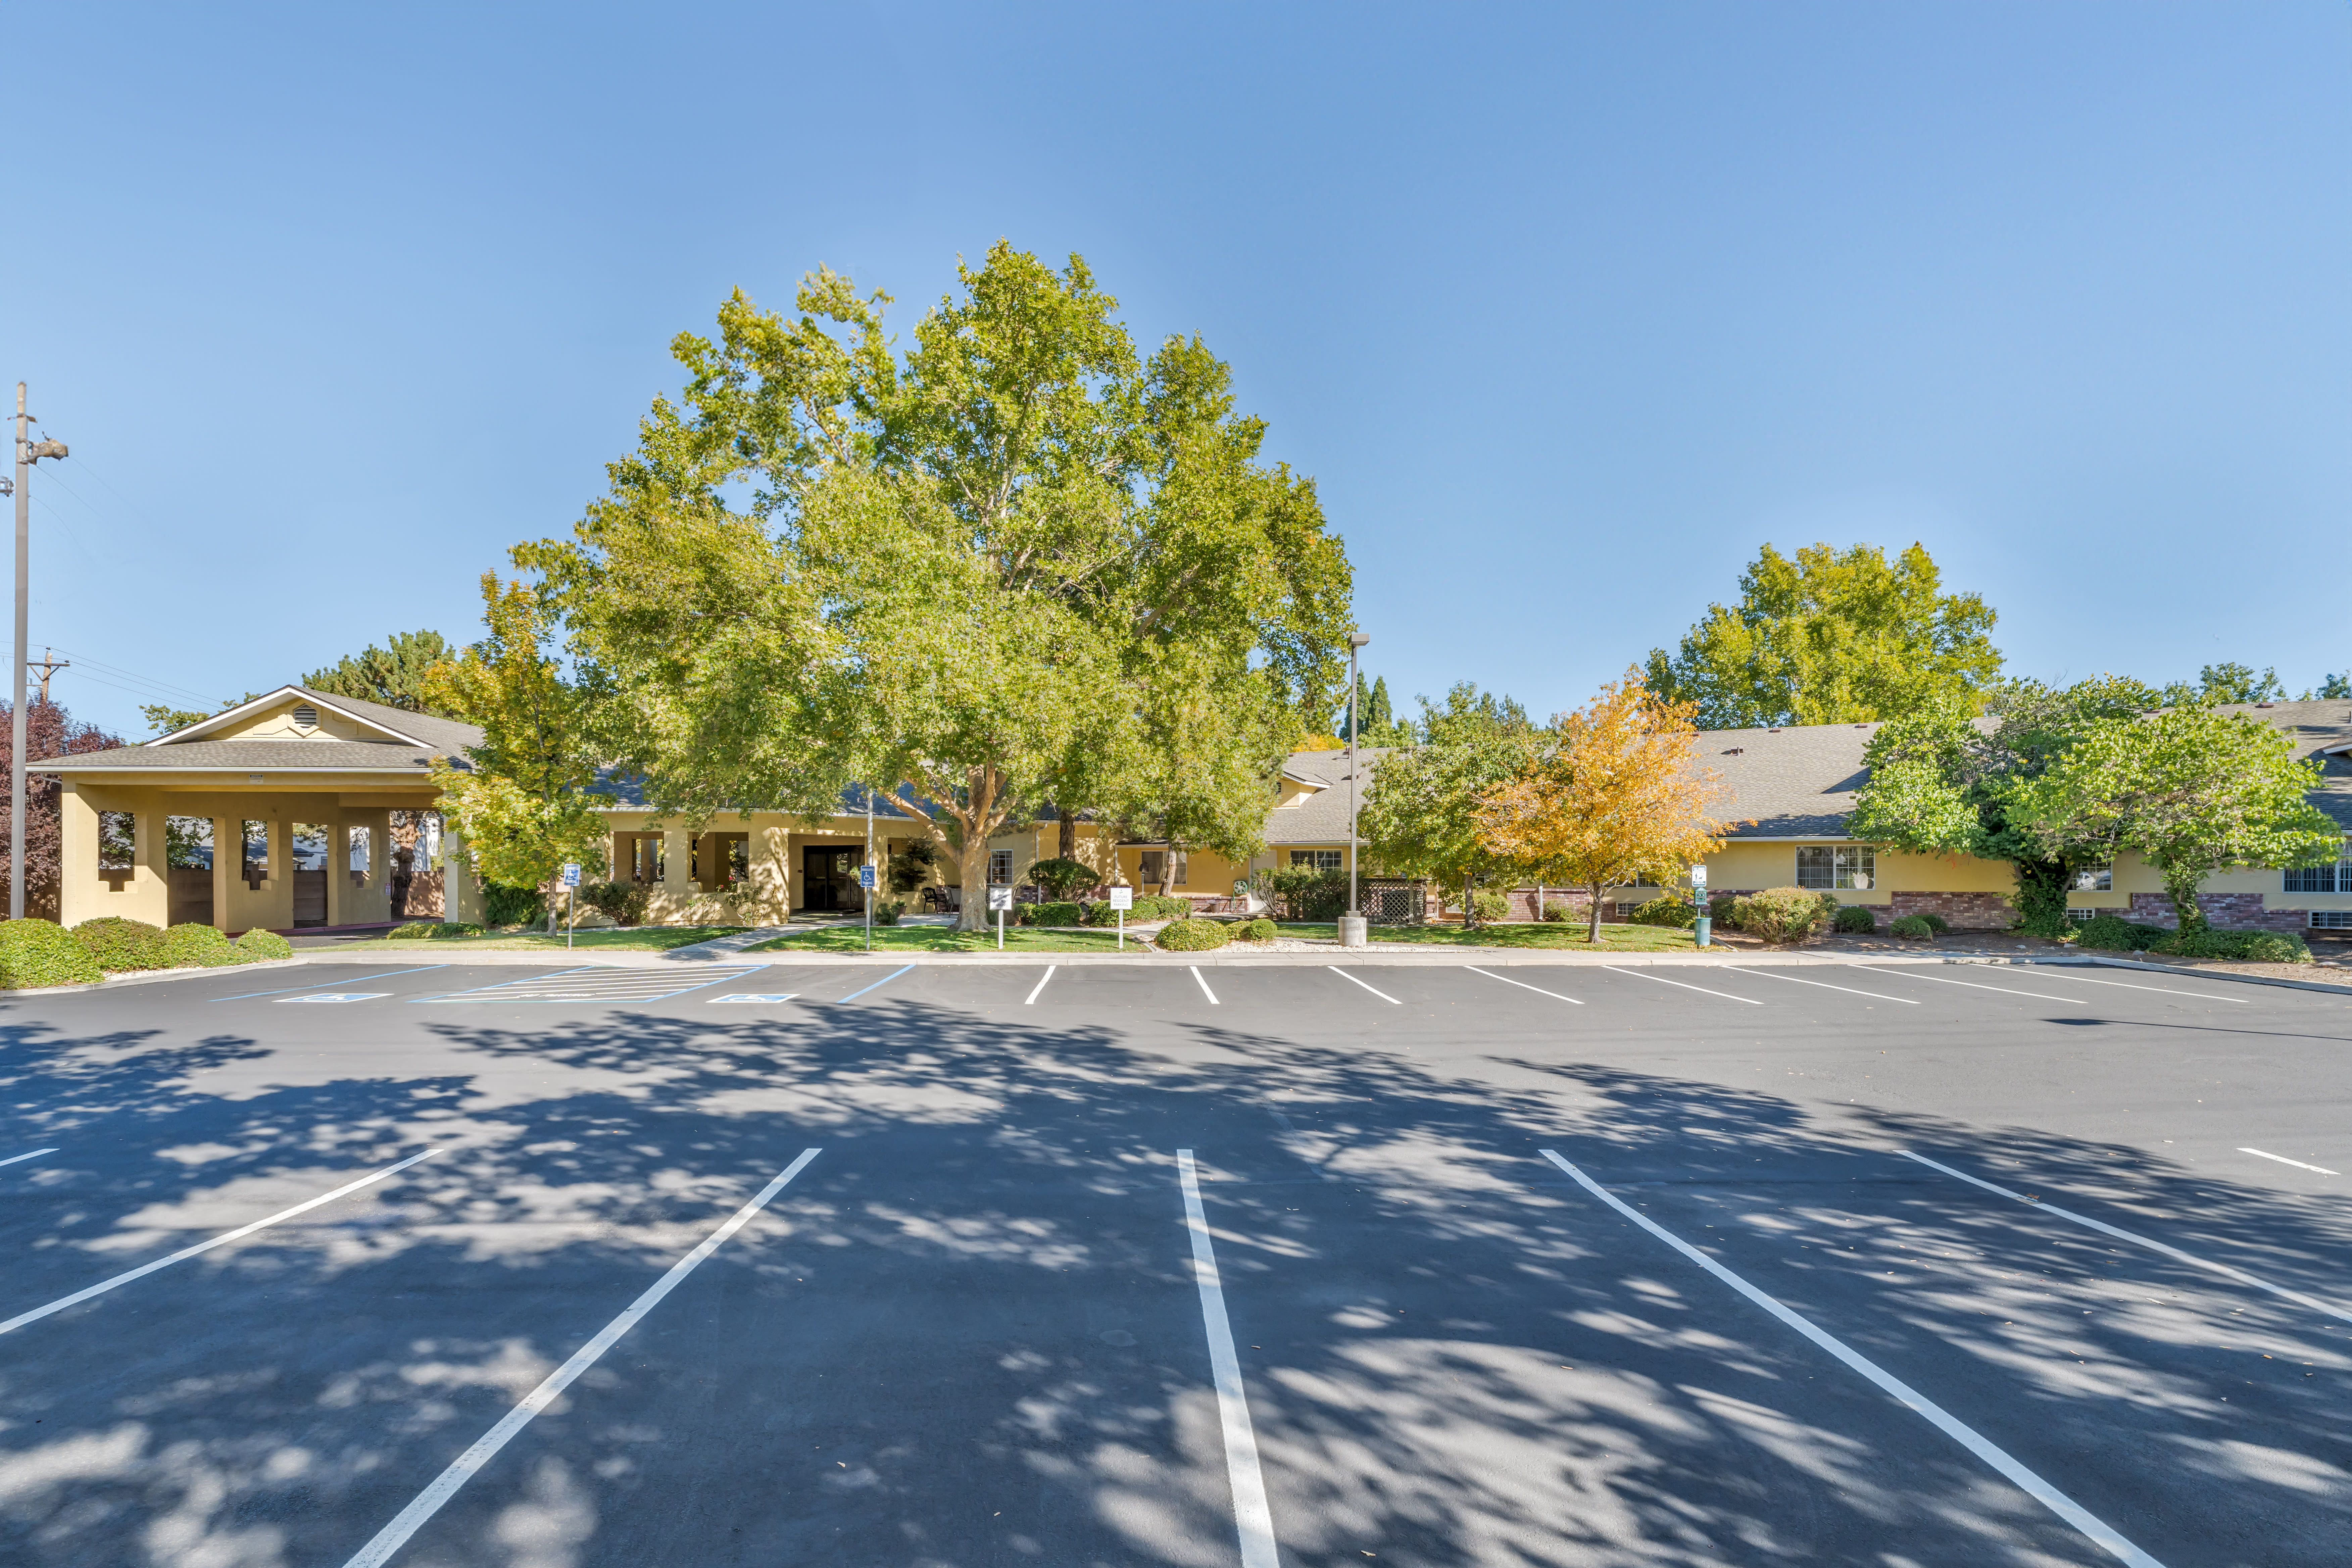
(7, 2), (2345, 738)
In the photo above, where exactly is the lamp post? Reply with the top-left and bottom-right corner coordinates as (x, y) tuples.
(11, 385), (66, 921)
(1339, 631), (1370, 948)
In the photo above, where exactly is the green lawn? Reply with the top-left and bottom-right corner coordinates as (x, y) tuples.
(747, 925), (1156, 954)
(326, 925), (751, 953)
(1277, 921), (1702, 952)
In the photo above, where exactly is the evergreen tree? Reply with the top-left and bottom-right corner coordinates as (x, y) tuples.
(305, 630), (458, 715)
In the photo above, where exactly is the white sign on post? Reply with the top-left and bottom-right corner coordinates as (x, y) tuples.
(987, 885), (1014, 911)
(560, 863), (581, 888)
(1106, 887), (1133, 911)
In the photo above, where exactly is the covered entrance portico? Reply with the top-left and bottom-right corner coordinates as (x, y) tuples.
(32, 685), (487, 934)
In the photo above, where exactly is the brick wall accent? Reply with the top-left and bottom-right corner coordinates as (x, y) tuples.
(1511, 887), (1596, 922)
(1888, 891), (2014, 931)
(2125, 891), (2308, 933)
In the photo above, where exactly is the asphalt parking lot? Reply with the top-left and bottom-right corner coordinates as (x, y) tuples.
(2, 958), (2348, 1567)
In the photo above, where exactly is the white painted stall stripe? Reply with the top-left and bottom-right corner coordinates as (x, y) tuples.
(1177, 1151), (1281, 1568)
(339, 1149), (820, 1568)
(1599, 965), (1762, 1004)
(419, 967), (761, 1005)
(1326, 967), (1400, 1004)
(708, 993), (798, 1004)
(1899, 1149), (2352, 1324)
(2049, 973), (2249, 1004)
(1539, 1150), (2166, 1568)
(2238, 1147), (2339, 1176)
(277, 993), (390, 1004)
(0, 1148), (58, 1169)
(1741, 969), (1918, 1004)
(1462, 966), (1583, 1004)
(835, 965), (914, 1003)
(0, 1149), (443, 1338)
(1846, 966), (2087, 1004)
(212, 966), (447, 1001)
(1025, 967), (1056, 1005)
(1191, 966), (1220, 1004)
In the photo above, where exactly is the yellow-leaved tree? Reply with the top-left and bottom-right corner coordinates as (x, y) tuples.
(1477, 670), (1737, 943)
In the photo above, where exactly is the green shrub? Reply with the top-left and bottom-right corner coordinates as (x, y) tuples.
(2072, 915), (2166, 952)
(1539, 899), (1576, 923)
(1156, 917), (1228, 951)
(1269, 866), (1351, 922)
(874, 899), (904, 927)
(388, 921), (485, 940)
(1628, 892), (1698, 929)
(235, 928), (295, 960)
(1730, 887), (1835, 943)
(1463, 889), (1512, 926)
(2152, 928), (2311, 963)
(71, 916), (170, 972)
(1832, 904), (1877, 934)
(1026, 856), (1095, 901)
(1707, 891), (1742, 930)
(1134, 894), (1194, 921)
(482, 882), (547, 927)
(887, 838), (945, 893)
(581, 880), (650, 927)
(1237, 917), (1276, 941)
(1919, 912), (1951, 934)
(1888, 914), (1935, 940)
(163, 922), (245, 968)
(1025, 900), (1084, 928)
(0, 918), (102, 988)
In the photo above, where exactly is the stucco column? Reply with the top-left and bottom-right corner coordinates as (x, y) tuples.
(750, 814), (789, 924)
(442, 822), (483, 924)
(128, 795), (170, 927)
(55, 781), (98, 927)
(210, 815), (235, 930)
(261, 818), (295, 932)
(661, 825), (693, 918)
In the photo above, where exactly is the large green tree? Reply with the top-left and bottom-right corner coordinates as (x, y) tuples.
(1646, 542), (2002, 728)
(425, 575), (613, 904)
(1359, 683), (1536, 927)
(305, 630), (459, 714)
(2006, 706), (2341, 932)
(524, 245), (1351, 929)
(1848, 676), (2161, 934)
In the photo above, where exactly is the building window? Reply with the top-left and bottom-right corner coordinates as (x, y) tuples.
(348, 826), (371, 877)
(1290, 849), (1344, 871)
(2072, 865), (2113, 892)
(242, 821), (269, 883)
(291, 823), (330, 870)
(988, 850), (1014, 885)
(2311, 911), (2350, 930)
(2286, 842), (2350, 893)
(621, 833), (664, 885)
(2066, 907), (2098, 923)
(165, 816), (212, 871)
(1795, 845), (1874, 890)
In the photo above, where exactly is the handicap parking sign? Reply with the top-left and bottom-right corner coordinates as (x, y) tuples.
(561, 862), (581, 887)
(859, 864), (877, 890)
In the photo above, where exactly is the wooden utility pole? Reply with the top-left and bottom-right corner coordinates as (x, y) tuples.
(30, 648), (66, 704)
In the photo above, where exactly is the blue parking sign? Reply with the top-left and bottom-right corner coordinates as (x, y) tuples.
(560, 863), (581, 887)
(858, 864), (877, 890)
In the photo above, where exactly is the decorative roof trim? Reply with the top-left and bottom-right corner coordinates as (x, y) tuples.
(142, 685), (434, 749)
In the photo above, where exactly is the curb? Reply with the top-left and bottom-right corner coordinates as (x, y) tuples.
(0, 957), (301, 999)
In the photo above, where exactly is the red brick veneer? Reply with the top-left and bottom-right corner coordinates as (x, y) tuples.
(2124, 892), (2308, 933)
(1888, 891), (2015, 930)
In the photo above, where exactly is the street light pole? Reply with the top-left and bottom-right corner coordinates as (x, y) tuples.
(1340, 631), (1370, 948)
(10, 386), (67, 922)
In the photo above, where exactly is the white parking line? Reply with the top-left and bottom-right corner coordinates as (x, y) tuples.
(277, 993), (391, 1004)
(1191, 966), (1220, 1004)
(836, 965), (913, 1003)
(2049, 972), (2249, 1003)
(1540, 1150), (2165, 1568)
(1599, 965), (1762, 1004)
(1025, 966), (1056, 1005)
(1177, 1151), (1280, 1568)
(708, 993), (799, 1004)
(0, 1148), (58, 1169)
(1463, 966), (1584, 1004)
(212, 965), (447, 1001)
(1845, 966), (2088, 1004)
(1899, 1149), (2352, 1325)
(1326, 967), (1400, 1004)
(1743, 970), (1918, 1004)
(340, 1149), (821, 1568)
(0, 1149), (443, 1338)
(2239, 1147), (2339, 1176)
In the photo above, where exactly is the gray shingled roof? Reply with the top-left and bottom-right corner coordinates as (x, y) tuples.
(32, 739), (460, 774)
(2215, 699), (2352, 832)
(1265, 747), (1387, 845)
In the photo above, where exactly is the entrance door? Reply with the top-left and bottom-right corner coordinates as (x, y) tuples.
(801, 847), (862, 912)
(291, 823), (329, 927)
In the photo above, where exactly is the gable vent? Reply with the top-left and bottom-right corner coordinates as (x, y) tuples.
(291, 705), (318, 728)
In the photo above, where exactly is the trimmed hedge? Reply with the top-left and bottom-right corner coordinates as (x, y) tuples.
(1918, 912), (1951, 934)
(1538, 900), (1577, 923)
(1236, 917), (1277, 941)
(2072, 915), (2167, 952)
(235, 929), (295, 960)
(388, 921), (485, 940)
(2152, 928), (2311, 963)
(1832, 904), (1876, 934)
(163, 923), (246, 968)
(1156, 918), (1228, 951)
(1889, 914), (1935, 940)
(483, 882), (547, 926)
(1021, 901), (1085, 928)
(1731, 887), (1837, 943)
(72, 916), (170, 972)
(0, 918), (103, 988)
(1628, 893), (1698, 929)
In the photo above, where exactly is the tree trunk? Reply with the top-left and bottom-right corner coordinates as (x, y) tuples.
(1058, 811), (1075, 861)
(1586, 882), (1604, 945)
(1462, 872), (1476, 929)
(956, 832), (993, 931)
(2163, 865), (2206, 933)
(2011, 859), (2071, 936)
